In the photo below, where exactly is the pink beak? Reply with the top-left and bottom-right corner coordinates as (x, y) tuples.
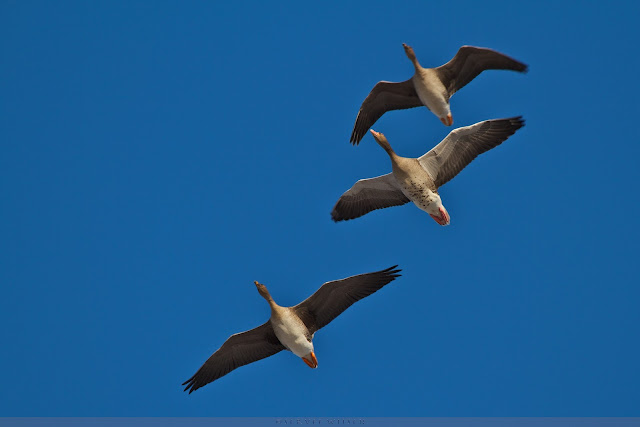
(429, 206), (450, 226)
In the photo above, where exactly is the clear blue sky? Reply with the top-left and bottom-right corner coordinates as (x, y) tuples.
(1, 0), (639, 417)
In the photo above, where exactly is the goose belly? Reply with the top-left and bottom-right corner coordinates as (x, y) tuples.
(399, 179), (438, 213)
(412, 71), (449, 117)
(271, 316), (314, 358)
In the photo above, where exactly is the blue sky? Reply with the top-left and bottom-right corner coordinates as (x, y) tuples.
(1, 0), (639, 417)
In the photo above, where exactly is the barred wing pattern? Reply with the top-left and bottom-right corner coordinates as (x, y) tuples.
(418, 117), (525, 188)
(331, 173), (409, 222)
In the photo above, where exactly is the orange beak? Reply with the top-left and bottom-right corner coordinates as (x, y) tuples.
(302, 351), (318, 369)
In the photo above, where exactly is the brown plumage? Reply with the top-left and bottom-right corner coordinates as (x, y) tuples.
(334, 117), (525, 223)
(350, 45), (528, 144)
(182, 266), (401, 393)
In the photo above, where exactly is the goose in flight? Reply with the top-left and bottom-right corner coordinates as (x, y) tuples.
(182, 266), (401, 393)
(334, 117), (525, 224)
(350, 44), (528, 144)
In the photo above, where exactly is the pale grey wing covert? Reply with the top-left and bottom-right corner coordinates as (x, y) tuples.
(331, 173), (410, 222)
(418, 117), (525, 188)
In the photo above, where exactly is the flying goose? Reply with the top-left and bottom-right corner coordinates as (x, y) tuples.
(182, 266), (401, 393)
(333, 117), (525, 224)
(350, 44), (528, 144)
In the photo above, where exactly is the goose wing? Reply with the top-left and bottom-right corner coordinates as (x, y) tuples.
(435, 46), (528, 97)
(350, 79), (422, 144)
(418, 117), (525, 188)
(331, 173), (409, 222)
(294, 266), (402, 335)
(182, 322), (284, 393)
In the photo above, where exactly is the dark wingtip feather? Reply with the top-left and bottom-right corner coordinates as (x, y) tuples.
(331, 199), (358, 222)
(349, 123), (358, 145)
(493, 116), (525, 132)
(509, 116), (525, 130)
(381, 265), (402, 278)
(349, 130), (363, 145)
(498, 49), (528, 73)
(510, 59), (528, 73)
(182, 376), (200, 394)
(330, 207), (342, 222)
(492, 116), (525, 141)
(350, 112), (369, 145)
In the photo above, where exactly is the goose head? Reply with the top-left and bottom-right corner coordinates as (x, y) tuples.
(302, 351), (318, 369)
(426, 195), (450, 226)
(402, 43), (421, 69)
(369, 129), (394, 155)
(254, 281), (273, 302)
(440, 113), (454, 127)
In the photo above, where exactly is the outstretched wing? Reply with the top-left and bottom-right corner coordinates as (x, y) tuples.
(350, 79), (422, 144)
(294, 266), (402, 335)
(182, 322), (285, 393)
(418, 117), (525, 188)
(331, 173), (409, 222)
(436, 46), (528, 97)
